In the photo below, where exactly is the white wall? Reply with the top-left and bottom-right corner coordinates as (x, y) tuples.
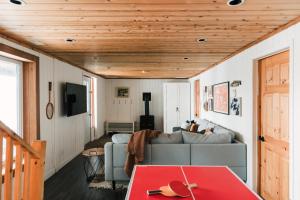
(52, 59), (86, 171)
(190, 22), (300, 199)
(105, 79), (187, 131)
(0, 37), (106, 179)
(97, 77), (106, 138)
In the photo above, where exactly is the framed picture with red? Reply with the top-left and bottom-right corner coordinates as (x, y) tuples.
(213, 82), (230, 115)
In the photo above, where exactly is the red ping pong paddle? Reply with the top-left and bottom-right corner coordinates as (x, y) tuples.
(147, 181), (197, 197)
(168, 181), (193, 197)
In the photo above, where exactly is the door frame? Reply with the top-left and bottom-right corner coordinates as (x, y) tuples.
(253, 47), (293, 198)
(83, 75), (92, 143)
(83, 75), (97, 142)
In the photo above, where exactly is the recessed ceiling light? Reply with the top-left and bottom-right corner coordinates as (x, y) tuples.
(197, 38), (207, 43)
(227, 0), (245, 6)
(65, 38), (76, 43)
(10, 0), (26, 5)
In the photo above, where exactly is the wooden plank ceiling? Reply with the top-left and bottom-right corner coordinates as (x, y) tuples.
(0, 0), (299, 78)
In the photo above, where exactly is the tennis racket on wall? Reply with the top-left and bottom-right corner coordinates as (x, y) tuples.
(46, 82), (54, 119)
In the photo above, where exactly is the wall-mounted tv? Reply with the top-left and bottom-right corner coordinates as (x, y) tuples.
(64, 82), (87, 117)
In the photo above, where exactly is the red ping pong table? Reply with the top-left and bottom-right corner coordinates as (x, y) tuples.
(125, 165), (262, 200)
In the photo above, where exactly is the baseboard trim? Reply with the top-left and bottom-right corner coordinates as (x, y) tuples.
(45, 168), (56, 180)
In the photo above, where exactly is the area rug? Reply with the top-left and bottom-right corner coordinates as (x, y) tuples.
(89, 175), (128, 190)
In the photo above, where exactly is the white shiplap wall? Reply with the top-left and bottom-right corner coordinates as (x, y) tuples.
(105, 79), (188, 131)
(189, 21), (300, 199)
(0, 37), (107, 179)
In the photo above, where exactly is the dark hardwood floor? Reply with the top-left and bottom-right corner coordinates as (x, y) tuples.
(44, 135), (127, 200)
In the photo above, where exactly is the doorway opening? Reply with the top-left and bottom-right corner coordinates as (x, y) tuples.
(83, 75), (97, 144)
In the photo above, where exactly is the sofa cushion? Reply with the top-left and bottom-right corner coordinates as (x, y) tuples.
(104, 142), (113, 181)
(112, 144), (127, 167)
(112, 134), (131, 144)
(182, 131), (232, 144)
(113, 144), (151, 167)
(213, 126), (235, 140)
(207, 122), (216, 129)
(113, 167), (130, 180)
(197, 119), (209, 132)
(190, 143), (246, 166)
(151, 144), (190, 165)
(151, 133), (183, 144)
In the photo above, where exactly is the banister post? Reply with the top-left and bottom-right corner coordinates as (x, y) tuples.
(4, 136), (13, 200)
(28, 140), (46, 200)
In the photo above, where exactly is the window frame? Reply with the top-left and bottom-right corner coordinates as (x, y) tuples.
(0, 43), (40, 144)
(0, 55), (23, 137)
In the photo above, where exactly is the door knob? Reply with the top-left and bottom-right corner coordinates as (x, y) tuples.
(258, 136), (265, 142)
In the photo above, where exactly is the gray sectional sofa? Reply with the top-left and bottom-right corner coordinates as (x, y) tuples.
(104, 119), (247, 183)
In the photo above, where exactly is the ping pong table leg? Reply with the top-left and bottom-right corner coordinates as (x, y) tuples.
(112, 180), (116, 190)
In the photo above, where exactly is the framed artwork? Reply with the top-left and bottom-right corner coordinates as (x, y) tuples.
(230, 97), (242, 116)
(203, 101), (208, 111)
(207, 86), (213, 98)
(208, 99), (214, 111)
(213, 82), (229, 114)
(116, 87), (129, 98)
(203, 86), (208, 112)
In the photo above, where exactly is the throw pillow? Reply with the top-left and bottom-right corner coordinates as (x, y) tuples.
(213, 126), (235, 141)
(197, 119), (209, 132)
(185, 124), (191, 131)
(189, 123), (198, 132)
(198, 129), (206, 134)
(204, 128), (213, 135)
(198, 128), (214, 135)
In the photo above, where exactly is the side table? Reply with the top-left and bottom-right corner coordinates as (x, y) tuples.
(82, 147), (105, 182)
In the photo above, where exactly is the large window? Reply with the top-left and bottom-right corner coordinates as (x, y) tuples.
(0, 55), (23, 136)
(0, 44), (39, 166)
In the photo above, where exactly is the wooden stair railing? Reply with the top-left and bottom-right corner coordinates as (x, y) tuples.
(0, 121), (46, 200)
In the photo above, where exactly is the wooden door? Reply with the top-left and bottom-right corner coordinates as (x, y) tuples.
(259, 51), (289, 200)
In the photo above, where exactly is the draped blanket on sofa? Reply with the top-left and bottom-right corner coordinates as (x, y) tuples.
(124, 129), (161, 176)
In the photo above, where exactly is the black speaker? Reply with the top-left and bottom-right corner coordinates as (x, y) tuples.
(143, 92), (151, 101)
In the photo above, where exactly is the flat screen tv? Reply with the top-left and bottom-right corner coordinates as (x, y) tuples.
(64, 82), (87, 117)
